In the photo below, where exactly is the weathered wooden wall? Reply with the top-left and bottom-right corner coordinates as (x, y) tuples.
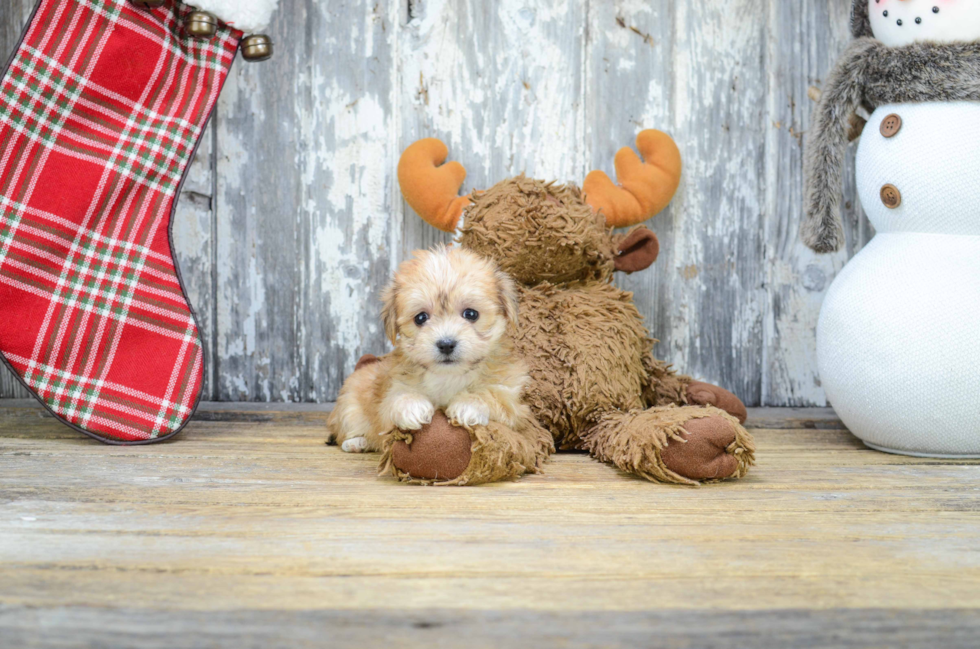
(0, 0), (867, 406)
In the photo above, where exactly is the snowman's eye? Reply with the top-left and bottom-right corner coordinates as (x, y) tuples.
(933, 7), (940, 14)
(883, 11), (889, 17)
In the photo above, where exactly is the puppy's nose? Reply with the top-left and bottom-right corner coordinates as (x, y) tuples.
(436, 339), (458, 356)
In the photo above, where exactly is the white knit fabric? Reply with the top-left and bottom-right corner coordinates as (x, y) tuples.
(192, 0), (278, 33)
(818, 103), (980, 456)
(858, 103), (980, 236)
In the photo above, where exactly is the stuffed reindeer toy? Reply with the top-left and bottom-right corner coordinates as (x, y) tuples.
(804, 0), (980, 456)
(371, 130), (756, 486)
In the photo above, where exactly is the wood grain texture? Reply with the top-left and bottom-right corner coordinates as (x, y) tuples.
(763, 0), (870, 406)
(397, 0), (588, 256)
(589, 0), (768, 405)
(2, 404), (980, 646)
(0, 0), (869, 405)
(173, 123), (217, 398)
(3, 608), (980, 649)
(213, 0), (398, 402)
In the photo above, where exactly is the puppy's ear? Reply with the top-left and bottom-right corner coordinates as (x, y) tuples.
(380, 281), (399, 344)
(495, 270), (520, 326)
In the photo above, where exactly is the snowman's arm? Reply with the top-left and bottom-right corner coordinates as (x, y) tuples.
(802, 38), (880, 254)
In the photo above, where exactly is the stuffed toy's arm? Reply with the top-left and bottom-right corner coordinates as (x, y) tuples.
(190, 0), (279, 33)
(802, 38), (879, 253)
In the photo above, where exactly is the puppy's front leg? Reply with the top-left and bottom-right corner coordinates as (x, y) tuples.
(448, 384), (526, 430)
(382, 391), (436, 431)
(446, 393), (493, 429)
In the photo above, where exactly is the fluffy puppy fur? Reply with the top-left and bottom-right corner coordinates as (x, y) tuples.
(327, 246), (529, 453)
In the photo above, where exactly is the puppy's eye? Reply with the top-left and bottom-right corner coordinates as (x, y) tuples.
(462, 309), (479, 322)
(414, 313), (429, 326)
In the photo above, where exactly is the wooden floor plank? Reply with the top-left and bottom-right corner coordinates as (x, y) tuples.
(2, 403), (979, 646)
(2, 606), (978, 649)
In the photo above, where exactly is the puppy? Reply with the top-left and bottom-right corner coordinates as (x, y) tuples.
(327, 246), (529, 453)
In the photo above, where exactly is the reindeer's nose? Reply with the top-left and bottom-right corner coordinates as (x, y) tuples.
(436, 339), (458, 356)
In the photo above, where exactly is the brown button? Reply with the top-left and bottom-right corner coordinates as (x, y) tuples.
(880, 113), (902, 138)
(880, 184), (902, 209)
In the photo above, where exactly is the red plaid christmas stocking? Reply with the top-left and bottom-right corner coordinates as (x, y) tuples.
(0, 0), (272, 443)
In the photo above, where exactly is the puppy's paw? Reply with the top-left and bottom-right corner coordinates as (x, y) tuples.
(391, 395), (436, 431)
(447, 399), (490, 429)
(341, 437), (371, 453)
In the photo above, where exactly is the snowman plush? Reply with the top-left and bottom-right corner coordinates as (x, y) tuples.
(803, 0), (980, 456)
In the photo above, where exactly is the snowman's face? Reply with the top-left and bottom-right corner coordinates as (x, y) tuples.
(869, 0), (980, 46)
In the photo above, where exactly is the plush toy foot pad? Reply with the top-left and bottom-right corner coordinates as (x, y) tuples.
(391, 412), (472, 481)
(661, 416), (739, 481)
(686, 381), (748, 423)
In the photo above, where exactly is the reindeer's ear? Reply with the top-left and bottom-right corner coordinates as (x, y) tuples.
(495, 269), (520, 326)
(380, 281), (399, 344)
(583, 130), (682, 228)
(398, 139), (472, 232)
(614, 227), (660, 274)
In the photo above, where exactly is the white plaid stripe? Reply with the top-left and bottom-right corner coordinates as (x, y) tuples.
(85, 0), (236, 73)
(4, 273), (198, 342)
(64, 2), (221, 431)
(1, 220), (185, 289)
(153, 327), (199, 436)
(4, 258), (195, 324)
(3, 237), (185, 300)
(0, 193), (179, 267)
(27, 3), (178, 417)
(4, 57), (196, 193)
(0, 0), (237, 439)
(0, 0), (100, 275)
(6, 3), (118, 431)
(22, 43), (205, 137)
(8, 357), (194, 439)
(7, 353), (195, 424)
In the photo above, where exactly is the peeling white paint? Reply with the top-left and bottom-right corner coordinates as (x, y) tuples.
(0, 0), (871, 406)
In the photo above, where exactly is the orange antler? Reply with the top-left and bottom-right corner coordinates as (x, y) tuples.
(397, 139), (471, 232)
(583, 130), (682, 228)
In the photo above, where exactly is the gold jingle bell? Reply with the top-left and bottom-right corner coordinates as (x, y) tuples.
(184, 11), (219, 39)
(240, 35), (274, 62)
(130, 0), (165, 7)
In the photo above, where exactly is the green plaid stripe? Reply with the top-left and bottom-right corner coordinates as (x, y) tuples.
(0, 0), (108, 273)
(8, 351), (197, 429)
(3, 49), (197, 194)
(0, 0), (239, 440)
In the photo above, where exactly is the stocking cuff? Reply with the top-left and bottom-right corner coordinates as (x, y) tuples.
(191, 0), (279, 33)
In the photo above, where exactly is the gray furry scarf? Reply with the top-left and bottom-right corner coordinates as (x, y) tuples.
(802, 39), (980, 252)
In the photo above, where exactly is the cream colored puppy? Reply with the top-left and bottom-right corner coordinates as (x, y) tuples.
(327, 246), (529, 453)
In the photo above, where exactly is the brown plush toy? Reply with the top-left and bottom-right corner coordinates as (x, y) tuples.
(376, 130), (755, 486)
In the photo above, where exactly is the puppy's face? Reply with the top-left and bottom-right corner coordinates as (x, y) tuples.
(382, 247), (519, 371)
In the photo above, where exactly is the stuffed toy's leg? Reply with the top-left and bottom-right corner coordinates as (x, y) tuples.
(583, 406), (755, 486)
(380, 411), (554, 486)
(0, 0), (268, 443)
(643, 352), (749, 424)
